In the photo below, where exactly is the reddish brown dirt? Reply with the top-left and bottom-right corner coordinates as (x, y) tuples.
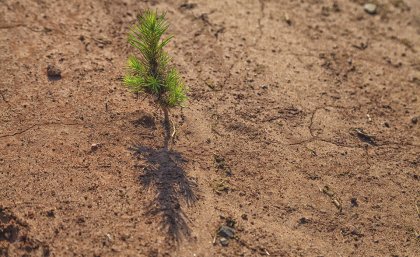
(1, 0), (419, 256)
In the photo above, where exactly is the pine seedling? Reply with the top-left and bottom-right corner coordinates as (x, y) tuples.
(124, 10), (187, 149)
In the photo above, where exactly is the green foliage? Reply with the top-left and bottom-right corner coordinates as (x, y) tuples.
(123, 10), (187, 107)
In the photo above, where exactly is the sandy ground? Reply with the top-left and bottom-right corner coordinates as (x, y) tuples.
(1, 0), (419, 256)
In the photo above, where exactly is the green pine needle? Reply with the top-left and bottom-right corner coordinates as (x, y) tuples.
(166, 69), (187, 106)
(123, 10), (187, 107)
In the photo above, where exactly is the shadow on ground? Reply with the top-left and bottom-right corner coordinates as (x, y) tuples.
(130, 145), (198, 241)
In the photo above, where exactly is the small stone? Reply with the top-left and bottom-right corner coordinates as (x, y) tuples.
(218, 225), (235, 238)
(219, 237), (229, 246)
(384, 122), (390, 128)
(284, 13), (292, 26)
(364, 3), (377, 15)
(91, 143), (101, 151)
(47, 65), (61, 81)
(411, 116), (418, 124)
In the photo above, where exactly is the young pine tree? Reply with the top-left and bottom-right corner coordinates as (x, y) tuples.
(124, 10), (187, 149)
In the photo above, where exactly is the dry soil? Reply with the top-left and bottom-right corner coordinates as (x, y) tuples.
(1, 0), (419, 256)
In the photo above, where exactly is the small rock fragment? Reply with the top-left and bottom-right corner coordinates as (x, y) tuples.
(219, 237), (229, 246)
(333, 199), (342, 211)
(412, 116), (418, 124)
(284, 13), (292, 26)
(218, 225), (235, 238)
(354, 128), (377, 146)
(364, 3), (377, 15)
(91, 143), (101, 151)
(47, 65), (62, 81)
(367, 114), (372, 122)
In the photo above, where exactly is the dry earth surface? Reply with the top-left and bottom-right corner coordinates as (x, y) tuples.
(1, 0), (419, 256)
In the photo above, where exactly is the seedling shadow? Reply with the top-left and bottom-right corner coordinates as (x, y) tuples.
(130, 145), (197, 242)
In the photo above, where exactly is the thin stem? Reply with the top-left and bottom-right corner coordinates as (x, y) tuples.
(161, 104), (171, 151)
(170, 119), (176, 141)
(150, 58), (158, 78)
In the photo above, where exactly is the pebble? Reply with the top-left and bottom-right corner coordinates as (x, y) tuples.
(284, 13), (292, 26)
(219, 237), (229, 246)
(91, 143), (101, 151)
(47, 65), (62, 81)
(364, 3), (377, 15)
(218, 225), (235, 238)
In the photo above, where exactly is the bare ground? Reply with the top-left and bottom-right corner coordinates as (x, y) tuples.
(1, 0), (419, 256)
